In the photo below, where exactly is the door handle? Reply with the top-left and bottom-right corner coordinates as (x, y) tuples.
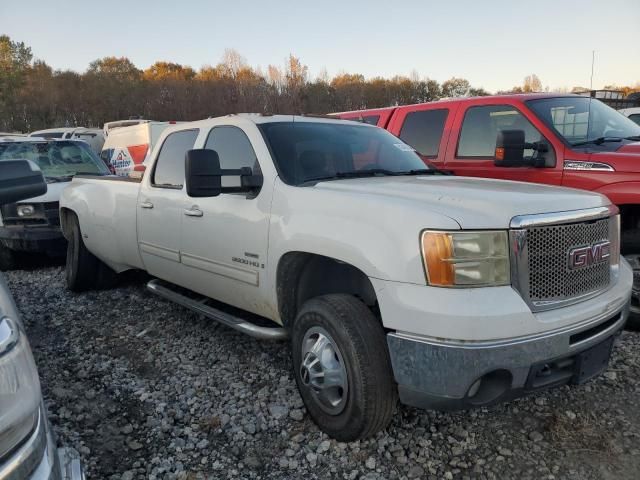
(184, 207), (203, 217)
(140, 201), (154, 209)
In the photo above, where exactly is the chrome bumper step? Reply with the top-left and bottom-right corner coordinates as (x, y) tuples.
(146, 279), (288, 340)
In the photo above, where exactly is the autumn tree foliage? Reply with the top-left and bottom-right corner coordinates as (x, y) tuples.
(0, 36), (494, 132)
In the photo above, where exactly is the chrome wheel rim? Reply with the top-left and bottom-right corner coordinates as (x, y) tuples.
(299, 326), (348, 415)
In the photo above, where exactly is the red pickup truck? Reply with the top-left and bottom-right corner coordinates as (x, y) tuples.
(334, 94), (640, 326)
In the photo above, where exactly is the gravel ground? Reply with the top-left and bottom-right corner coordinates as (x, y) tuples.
(6, 265), (640, 480)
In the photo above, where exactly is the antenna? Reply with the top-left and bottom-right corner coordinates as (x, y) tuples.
(590, 50), (595, 90)
(586, 50), (595, 142)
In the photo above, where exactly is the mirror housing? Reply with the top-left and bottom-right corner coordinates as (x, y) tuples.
(185, 149), (263, 198)
(0, 160), (47, 206)
(494, 130), (554, 168)
(494, 130), (526, 167)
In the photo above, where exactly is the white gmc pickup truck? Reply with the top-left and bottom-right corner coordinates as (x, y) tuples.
(60, 114), (632, 441)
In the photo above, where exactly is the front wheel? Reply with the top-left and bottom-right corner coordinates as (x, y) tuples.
(291, 294), (397, 441)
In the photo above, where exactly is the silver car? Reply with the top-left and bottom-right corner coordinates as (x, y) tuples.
(0, 160), (84, 479)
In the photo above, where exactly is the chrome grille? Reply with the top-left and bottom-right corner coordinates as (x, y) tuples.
(527, 218), (610, 302)
(510, 206), (619, 313)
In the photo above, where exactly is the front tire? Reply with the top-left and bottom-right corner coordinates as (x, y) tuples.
(291, 294), (397, 441)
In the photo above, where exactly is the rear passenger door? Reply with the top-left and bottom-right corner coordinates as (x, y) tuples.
(443, 103), (562, 185)
(387, 106), (456, 169)
(137, 129), (198, 281)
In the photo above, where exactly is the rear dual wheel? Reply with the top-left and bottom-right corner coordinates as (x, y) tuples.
(66, 213), (117, 292)
(291, 294), (397, 441)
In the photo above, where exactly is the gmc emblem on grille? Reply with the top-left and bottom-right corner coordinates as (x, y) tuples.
(568, 241), (611, 270)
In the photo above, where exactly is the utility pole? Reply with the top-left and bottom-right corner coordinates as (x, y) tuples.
(590, 50), (595, 90)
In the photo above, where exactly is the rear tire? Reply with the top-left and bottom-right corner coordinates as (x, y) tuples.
(291, 294), (397, 441)
(0, 246), (17, 271)
(66, 214), (103, 292)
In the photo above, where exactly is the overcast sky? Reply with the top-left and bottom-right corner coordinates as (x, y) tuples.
(1, 0), (639, 92)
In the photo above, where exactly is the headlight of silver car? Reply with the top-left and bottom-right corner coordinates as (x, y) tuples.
(420, 230), (510, 287)
(0, 316), (41, 460)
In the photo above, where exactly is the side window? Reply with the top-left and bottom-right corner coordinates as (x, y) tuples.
(399, 109), (448, 157)
(629, 114), (640, 126)
(204, 126), (260, 172)
(457, 105), (542, 158)
(152, 129), (199, 188)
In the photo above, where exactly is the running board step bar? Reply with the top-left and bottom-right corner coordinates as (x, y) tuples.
(146, 279), (288, 340)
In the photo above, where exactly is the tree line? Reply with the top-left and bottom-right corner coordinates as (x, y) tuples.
(4, 35), (636, 133)
(0, 35), (496, 132)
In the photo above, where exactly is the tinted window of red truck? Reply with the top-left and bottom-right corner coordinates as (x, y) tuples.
(398, 109), (448, 157)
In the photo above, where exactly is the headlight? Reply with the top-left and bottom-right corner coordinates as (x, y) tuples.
(0, 316), (41, 460)
(421, 230), (510, 287)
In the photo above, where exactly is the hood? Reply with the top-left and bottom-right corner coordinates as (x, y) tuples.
(314, 175), (610, 229)
(15, 180), (66, 204)
(616, 142), (640, 155)
(590, 141), (640, 173)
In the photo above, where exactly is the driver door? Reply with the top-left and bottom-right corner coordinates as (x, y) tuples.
(178, 125), (272, 315)
(444, 103), (562, 185)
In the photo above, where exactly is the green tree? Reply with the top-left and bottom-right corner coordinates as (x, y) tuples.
(442, 77), (471, 98)
(0, 35), (33, 130)
(87, 56), (141, 81)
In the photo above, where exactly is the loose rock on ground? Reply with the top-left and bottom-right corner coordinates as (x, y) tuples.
(7, 266), (640, 479)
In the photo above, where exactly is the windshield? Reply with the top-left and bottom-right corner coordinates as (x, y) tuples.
(258, 121), (431, 185)
(0, 140), (108, 180)
(527, 97), (640, 150)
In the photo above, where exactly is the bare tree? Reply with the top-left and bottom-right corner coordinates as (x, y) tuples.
(523, 74), (543, 93)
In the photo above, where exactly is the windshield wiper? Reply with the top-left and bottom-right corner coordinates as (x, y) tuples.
(304, 167), (449, 184)
(396, 169), (443, 176)
(46, 175), (74, 183)
(336, 169), (400, 178)
(624, 135), (640, 141)
(304, 169), (400, 183)
(572, 137), (623, 147)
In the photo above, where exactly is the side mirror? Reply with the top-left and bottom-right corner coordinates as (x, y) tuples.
(494, 130), (526, 167)
(185, 149), (223, 197)
(0, 160), (47, 205)
(185, 149), (263, 198)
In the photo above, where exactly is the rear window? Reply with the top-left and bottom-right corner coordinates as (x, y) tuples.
(361, 115), (380, 126)
(399, 109), (448, 157)
(343, 115), (380, 126)
(32, 131), (64, 138)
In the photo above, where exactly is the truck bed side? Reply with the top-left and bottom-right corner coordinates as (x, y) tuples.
(60, 176), (144, 272)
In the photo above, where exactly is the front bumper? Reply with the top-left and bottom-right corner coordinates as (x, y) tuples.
(382, 259), (633, 411)
(0, 226), (65, 256)
(0, 407), (84, 480)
